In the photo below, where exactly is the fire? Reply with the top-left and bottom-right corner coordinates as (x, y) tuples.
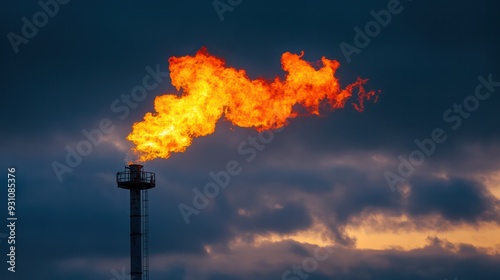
(127, 48), (378, 161)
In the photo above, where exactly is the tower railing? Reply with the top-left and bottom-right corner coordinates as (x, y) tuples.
(117, 171), (156, 185)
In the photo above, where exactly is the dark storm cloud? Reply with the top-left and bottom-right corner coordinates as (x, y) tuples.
(139, 238), (500, 280)
(234, 202), (312, 234)
(240, 168), (333, 194)
(3, 0), (499, 155)
(407, 177), (500, 223)
(223, 148), (500, 236)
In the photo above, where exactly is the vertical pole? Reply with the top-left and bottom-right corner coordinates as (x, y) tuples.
(142, 189), (149, 280)
(130, 188), (142, 280)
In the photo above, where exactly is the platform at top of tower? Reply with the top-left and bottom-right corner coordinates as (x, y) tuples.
(116, 165), (156, 190)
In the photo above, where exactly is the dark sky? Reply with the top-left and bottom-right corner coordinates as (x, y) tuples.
(1, 0), (500, 279)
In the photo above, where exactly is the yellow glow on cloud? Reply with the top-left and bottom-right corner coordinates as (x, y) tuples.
(346, 214), (500, 254)
(232, 212), (500, 255)
(231, 168), (500, 254)
(481, 170), (500, 200)
(249, 222), (334, 248)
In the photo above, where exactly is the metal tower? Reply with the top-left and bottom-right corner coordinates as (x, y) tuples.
(117, 164), (156, 280)
(142, 189), (150, 280)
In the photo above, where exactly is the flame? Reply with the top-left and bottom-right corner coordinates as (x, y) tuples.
(127, 48), (378, 161)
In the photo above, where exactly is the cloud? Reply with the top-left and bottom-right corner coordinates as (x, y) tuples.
(407, 177), (500, 224)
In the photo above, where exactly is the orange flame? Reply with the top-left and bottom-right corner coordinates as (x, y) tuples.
(127, 48), (378, 161)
